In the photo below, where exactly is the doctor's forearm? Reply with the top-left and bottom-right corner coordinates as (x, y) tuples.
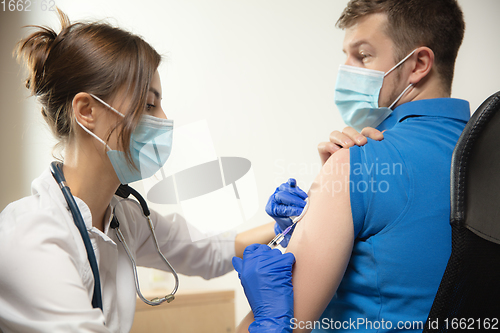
(234, 222), (275, 258)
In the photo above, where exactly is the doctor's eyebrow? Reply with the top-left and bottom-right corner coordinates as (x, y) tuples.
(149, 87), (162, 100)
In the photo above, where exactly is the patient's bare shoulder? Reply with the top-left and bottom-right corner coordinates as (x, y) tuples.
(285, 148), (354, 332)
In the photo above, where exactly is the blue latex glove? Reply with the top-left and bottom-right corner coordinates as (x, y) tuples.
(266, 178), (308, 247)
(233, 244), (295, 333)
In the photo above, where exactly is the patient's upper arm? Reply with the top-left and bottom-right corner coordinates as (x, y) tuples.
(286, 148), (354, 332)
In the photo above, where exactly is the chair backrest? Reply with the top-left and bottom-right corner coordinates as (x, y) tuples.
(424, 92), (500, 332)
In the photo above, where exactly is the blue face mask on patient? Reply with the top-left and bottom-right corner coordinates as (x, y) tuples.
(76, 94), (174, 184)
(334, 49), (417, 131)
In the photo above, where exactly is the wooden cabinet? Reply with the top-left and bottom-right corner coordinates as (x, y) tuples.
(130, 289), (235, 333)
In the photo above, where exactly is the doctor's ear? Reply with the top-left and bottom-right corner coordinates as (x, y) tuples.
(72, 92), (96, 130)
(408, 47), (434, 85)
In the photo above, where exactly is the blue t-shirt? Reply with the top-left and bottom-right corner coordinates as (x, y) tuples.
(313, 98), (470, 332)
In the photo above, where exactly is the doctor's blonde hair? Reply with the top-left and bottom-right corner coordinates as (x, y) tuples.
(14, 9), (161, 165)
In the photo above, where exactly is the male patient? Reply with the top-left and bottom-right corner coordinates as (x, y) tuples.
(235, 0), (469, 332)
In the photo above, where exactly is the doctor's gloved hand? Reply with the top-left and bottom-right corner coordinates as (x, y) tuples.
(266, 178), (307, 247)
(232, 244), (295, 333)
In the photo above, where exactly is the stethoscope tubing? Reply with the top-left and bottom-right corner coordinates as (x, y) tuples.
(51, 161), (179, 312)
(50, 162), (103, 311)
(112, 185), (179, 305)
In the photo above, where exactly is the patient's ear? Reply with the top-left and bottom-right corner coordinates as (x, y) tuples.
(409, 47), (434, 85)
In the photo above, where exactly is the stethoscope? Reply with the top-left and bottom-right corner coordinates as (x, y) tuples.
(50, 161), (179, 311)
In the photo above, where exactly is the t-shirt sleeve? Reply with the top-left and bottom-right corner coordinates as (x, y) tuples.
(349, 137), (410, 239)
(349, 146), (366, 238)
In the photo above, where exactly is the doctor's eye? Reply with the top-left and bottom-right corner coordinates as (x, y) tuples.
(146, 104), (155, 112)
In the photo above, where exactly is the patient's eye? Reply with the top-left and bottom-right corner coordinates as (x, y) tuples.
(359, 51), (371, 63)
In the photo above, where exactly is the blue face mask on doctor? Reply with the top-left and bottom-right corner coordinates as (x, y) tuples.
(76, 94), (174, 184)
(334, 49), (417, 131)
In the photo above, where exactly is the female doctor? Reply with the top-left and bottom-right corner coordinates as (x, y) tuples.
(0, 9), (376, 333)
(0, 10), (281, 333)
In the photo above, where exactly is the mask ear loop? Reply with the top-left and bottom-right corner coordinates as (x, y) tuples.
(89, 93), (126, 118)
(385, 48), (418, 109)
(74, 94), (125, 151)
(389, 83), (414, 110)
(75, 118), (112, 151)
(384, 48), (418, 77)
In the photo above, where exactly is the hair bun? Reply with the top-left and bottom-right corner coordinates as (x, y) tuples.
(15, 8), (70, 95)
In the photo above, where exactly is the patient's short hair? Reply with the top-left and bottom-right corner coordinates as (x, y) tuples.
(337, 0), (465, 94)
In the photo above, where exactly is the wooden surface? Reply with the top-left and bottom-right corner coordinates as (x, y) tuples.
(130, 289), (235, 333)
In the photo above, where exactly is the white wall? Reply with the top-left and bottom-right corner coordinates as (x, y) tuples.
(1, 0), (499, 326)
(0, 10), (33, 208)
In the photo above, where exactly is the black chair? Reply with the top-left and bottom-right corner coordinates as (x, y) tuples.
(423, 91), (500, 332)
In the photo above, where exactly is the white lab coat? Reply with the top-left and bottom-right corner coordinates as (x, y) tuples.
(0, 168), (236, 333)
